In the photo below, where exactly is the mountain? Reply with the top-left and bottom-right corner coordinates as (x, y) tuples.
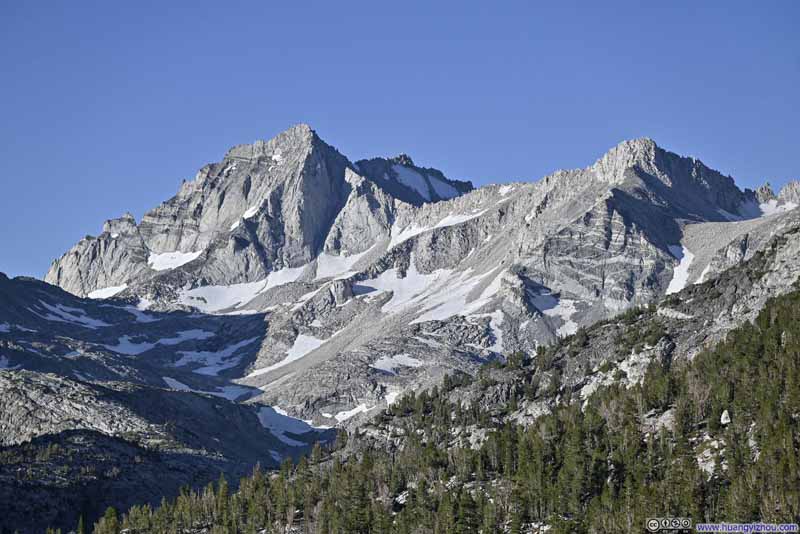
(40, 126), (800, 426)
(4, 124), (800, 531)
(45, 125), (473, 298)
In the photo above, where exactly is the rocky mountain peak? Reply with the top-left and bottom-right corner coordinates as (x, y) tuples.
(223, 123), (320, 162)
(392, 153), (415, 166)
(102, 212), (138, 235)
(354, 154), (472, 206)
(779, 180), (800, 204)
(755, 183), (777, 203)
(588, 137), (757, 219)
(592, 137), (659, 179)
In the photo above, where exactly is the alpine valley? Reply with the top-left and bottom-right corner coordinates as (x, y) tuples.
(2, 124), (800, 533)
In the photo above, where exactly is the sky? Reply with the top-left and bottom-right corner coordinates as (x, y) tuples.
(0, 1), (798, 278)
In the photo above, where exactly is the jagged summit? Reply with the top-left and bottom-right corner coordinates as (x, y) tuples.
(755, 183), (777, 203)
(354, 154), (472, 206)
(392, 153), (415, 166)
(224, 123), (321, 161)
(593, 137), (657, 171)
(779, 180), (800, 203)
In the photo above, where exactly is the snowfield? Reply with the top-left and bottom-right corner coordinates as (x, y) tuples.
(174, 336), (260, 375)
(371, 354), (424, 374)
(148, 250), (203, 271)
(392, 164), (431, 200)
(104, 329), (214, 356)
(178, 265), (307, 313)
(314, 249), (370, 280)
(257, 406), (320, 446)
(335, 403), (373, 422)
(88, 284), (128, 299)
(246, 334), (325, 377)
(34, 301), (110, 329)
(161, 377), (255, 401)
(666, 245), (695, 294)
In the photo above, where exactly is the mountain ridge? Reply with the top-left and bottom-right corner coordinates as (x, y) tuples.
(34, 124), (800, 429)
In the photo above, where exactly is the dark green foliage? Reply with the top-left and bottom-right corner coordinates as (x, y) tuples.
(93, 291), (800, 533)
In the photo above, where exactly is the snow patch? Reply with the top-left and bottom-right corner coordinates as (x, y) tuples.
(148, 250), (202, 271)
(180, 265), (306, 313)
(429, 176), (459, 199)
(161, 377), (254, 401)
(695, 263), (713, 285)
(35, 301), (110, 329)
(385, 390), (402, 406)
(242, 205), (260, 219)
(388, 209), (487, 249)
(180, 279), (266, 312)
(410, 268), (501, 324)
(0, 355), (20, 369)
(174, 337), (259, 375)
(665, 245), (694, 295)
(433, 210), (487, 229)
(123, 306), (159, 323)
(247, 334), (325, 377)
(257, 406), (318, 446)
(531, 292), (579, 337)
(392, 165), (431, 200)
(335, 403), (372, 422)
(162, 376), (192, 391)
(314, 249), (369, 280)
(388, 224), (430, 248)
(104, 329), (214, 356)
(487, 311), (504, 352)
(265, 265), (307, 290)
(361, 263), (442, 314)
(371, 354), (424, 374)
(88, 284), (128, 299)
(498, 185), (515, 196)
(759, 199), (798, 216)
(657, 308), (693, 320)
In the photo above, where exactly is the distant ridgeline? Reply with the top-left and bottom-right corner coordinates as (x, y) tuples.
(86, 286), (800, 533)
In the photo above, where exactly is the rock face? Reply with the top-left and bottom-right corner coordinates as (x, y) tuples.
(46, 126), (473, 297)
(35, 125), (800, 427)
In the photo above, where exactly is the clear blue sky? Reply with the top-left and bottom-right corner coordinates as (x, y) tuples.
(1, 1), (798, 278)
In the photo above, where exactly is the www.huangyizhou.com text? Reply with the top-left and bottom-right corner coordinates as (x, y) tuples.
(646, 518), (799, 532)
(695, 523), (799, 533)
